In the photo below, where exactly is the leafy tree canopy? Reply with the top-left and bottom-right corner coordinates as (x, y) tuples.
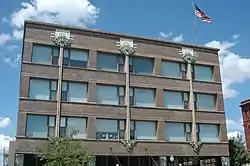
(37, 130), (93, 166)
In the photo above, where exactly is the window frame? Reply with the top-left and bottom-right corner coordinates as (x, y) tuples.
(163, 90), (189, 109)
(97, 52), (125, 72)
(161, 60), (187, 79)
(25, 114), (56, 138)
(194, 93), (216, 111)
(197, 123), (220, 142)
(134, 120), (157, 140)
(192, 64), (214, 81)
(61, 81), (88, 102)
(28, 78), (58, 101)
(31, 44), (59, 65)
(59, 116), (87, 139)
(130, 56), (154, 75)
(130, 87), (156, 107)
(63, 48), (89, 68)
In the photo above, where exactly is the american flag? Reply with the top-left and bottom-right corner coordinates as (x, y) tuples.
(194, 3), (212, 23)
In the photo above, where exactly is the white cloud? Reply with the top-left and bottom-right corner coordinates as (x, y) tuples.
(205, 35), (250, 98)
(13, 30), (23, 40)
(159, 32), (172, 38)
(0, 117), (11, 128)
(232, 34), (240, 40)
(10, 0), (100, 39)
(6, 45), (19, 51)
(227, 131), (242, 139)
(3, 54), (21, 67)
(0, 33), (11, 45)
(172, 34), (184, 42)
(226, 118), (243, 132)
(0, 134), (14, 151)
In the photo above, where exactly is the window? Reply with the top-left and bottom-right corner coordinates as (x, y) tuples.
(130, 57), (154, 75)
(130, 88), (155, 107)
(29, 79), (57, 100)
(97, 52), (124, 72)
(32, 45), (59, 65)
(59, 117), (87, 139)
(166, 123), (186, 142)
(96, 119), (124, 140)
(163, 91), (189, 109)
(245, 110), (250, 120)
(61, 82), (87, 102)
(63, 49), (88, 68)
(194, 65), (213, 81)
(198, 124), (219, 142)
(96, 85), (125, 105)
(194, 93), (216, 111)
(162, 61), (186, 78)
(135, 121), (156, 140)
(26, 115), (55, 138)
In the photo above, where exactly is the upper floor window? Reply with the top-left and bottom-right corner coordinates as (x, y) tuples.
(96, 119), (124, 140)
(130, 56), (154, 75)
(63, 49), (88, 68)
(198, 124), (219, 142)
(193, 65), (213, 81)
(163, 91), (189, 109)
(130, 88), (155, 107)
(194, 93), (216, 111)
(26, 115), (55, 138)
(162, 61), (186, 78)
(165, 122), (191, 142)
(96, 85), (125, 105)
(134, 121), (156, 140)
(61, 81), (88, 103)
(59, 117), (87, 139)
(32, 45), (59, 65)
(29, 78), (57, 100)
(97, 52), (124, 72)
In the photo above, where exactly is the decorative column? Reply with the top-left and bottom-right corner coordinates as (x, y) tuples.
(116, 38), (137, 153)
(51, 29), (74, 137)
(179, 48), (201, 153)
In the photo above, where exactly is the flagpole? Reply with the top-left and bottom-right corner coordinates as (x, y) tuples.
(192, 0), (197, 43)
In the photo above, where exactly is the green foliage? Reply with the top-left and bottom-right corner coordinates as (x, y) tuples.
(37, 130), (93, 166)
(229, 134), (250, 166)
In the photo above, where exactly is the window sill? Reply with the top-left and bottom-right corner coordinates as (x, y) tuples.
(193, 79), (221, 84)
(23, 61), (59, 68)
(195, 110), (225, 114)
(19, 97), (57, 103)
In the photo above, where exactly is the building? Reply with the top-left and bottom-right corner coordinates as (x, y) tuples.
(8, 20), (229, 166)
(3, 147), (9, 166)
(240, 99), (250, 152)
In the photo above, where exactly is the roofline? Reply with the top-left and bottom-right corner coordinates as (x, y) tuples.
(24, 20), (220, 52)
(240, 99), (250, 107)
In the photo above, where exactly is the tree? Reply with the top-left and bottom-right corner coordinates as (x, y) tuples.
(229, 134), (250, 166)
(37, 130), (93, 166)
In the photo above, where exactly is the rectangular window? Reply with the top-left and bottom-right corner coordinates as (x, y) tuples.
(166, 122), (186, 142)
(96, 119), (117, 140)
(131, 56), (154, 75)
(198, 124), (219, 142)
(135, 121), (156, 140)
(26, 115), (55, 138)
(61, 81), (87, 102)
(96, 85), (125, 105)
(130, 88), (155, 107)
(97, 52), (124, 72)
(59, 117), (87, 139)
(195, 93), (216, 111)
(194, 65), (213, 81)
(32, 44), (59, 65)
(163, 91), (189, 109)
(63, 49), (88, 68)
(29, 79), (57, 100)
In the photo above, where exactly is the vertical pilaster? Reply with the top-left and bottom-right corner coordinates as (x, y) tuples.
(125, 55), (130, 140)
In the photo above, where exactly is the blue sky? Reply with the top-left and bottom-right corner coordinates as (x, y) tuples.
(0, 0), (249, 160)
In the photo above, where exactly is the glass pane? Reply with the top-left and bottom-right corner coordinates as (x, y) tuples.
(96, 85), (118, 105)
(119, 120), (125, 129)
(26, 115), (47, 137)
(162, 61), (181, 77)
(96, 119), (118, 132)
(49, 116), (55, 126)
(32, 45), (51, 65)
(70, 50), (88, 67)
(68, 83), (87, 102)
(50, 91), (56, 100)
(70, 60), (87, 68)
(63, 49), (69, 58)
(119, 87), (124, 96)
(166, 123), (185, 141)
(136, 121), (156, 140)
(60, 117), (66, 127)
(61, 91), (67, 101)
(52, 56), (58, 65)
(48, 126), (55, 137)
(185, 124), (191, 132)
(197, 94), (215, 111)
(130, 121), (134, 130)
(59, 127), (66, 138)
(67, 117), (86, 138)
(53, 47), (59, 57)
(51, 81), (57, 90)
(62, 82), (68, 91)
(194, 65), (213, 81)
(129, 88), (134, 96)
(29, 79), (50, 100)
(163, 91), (183, 109)
(199, 124), (219, 142)
(97, 53), (118, 71)
(132, 57), (154, 75)
(134, 88), (155, 107)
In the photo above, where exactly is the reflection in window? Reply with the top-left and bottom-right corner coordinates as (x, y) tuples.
(97, 52), (124, 72)
(135, 121), (156, 140)
(130, 88), (155, 107)
(131, 57), (154, 75)
(26, 115), (55, 138)
(61, 81), (87, 102)
(194, 65), (213, 81)
(163, 91), (189, 109)
(198, 124), (219, 142)
(195, 93), (216, 111)
(29, 79), (57, 100)
(63, 49), (88, 68)
(32, 45), (59, 65)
